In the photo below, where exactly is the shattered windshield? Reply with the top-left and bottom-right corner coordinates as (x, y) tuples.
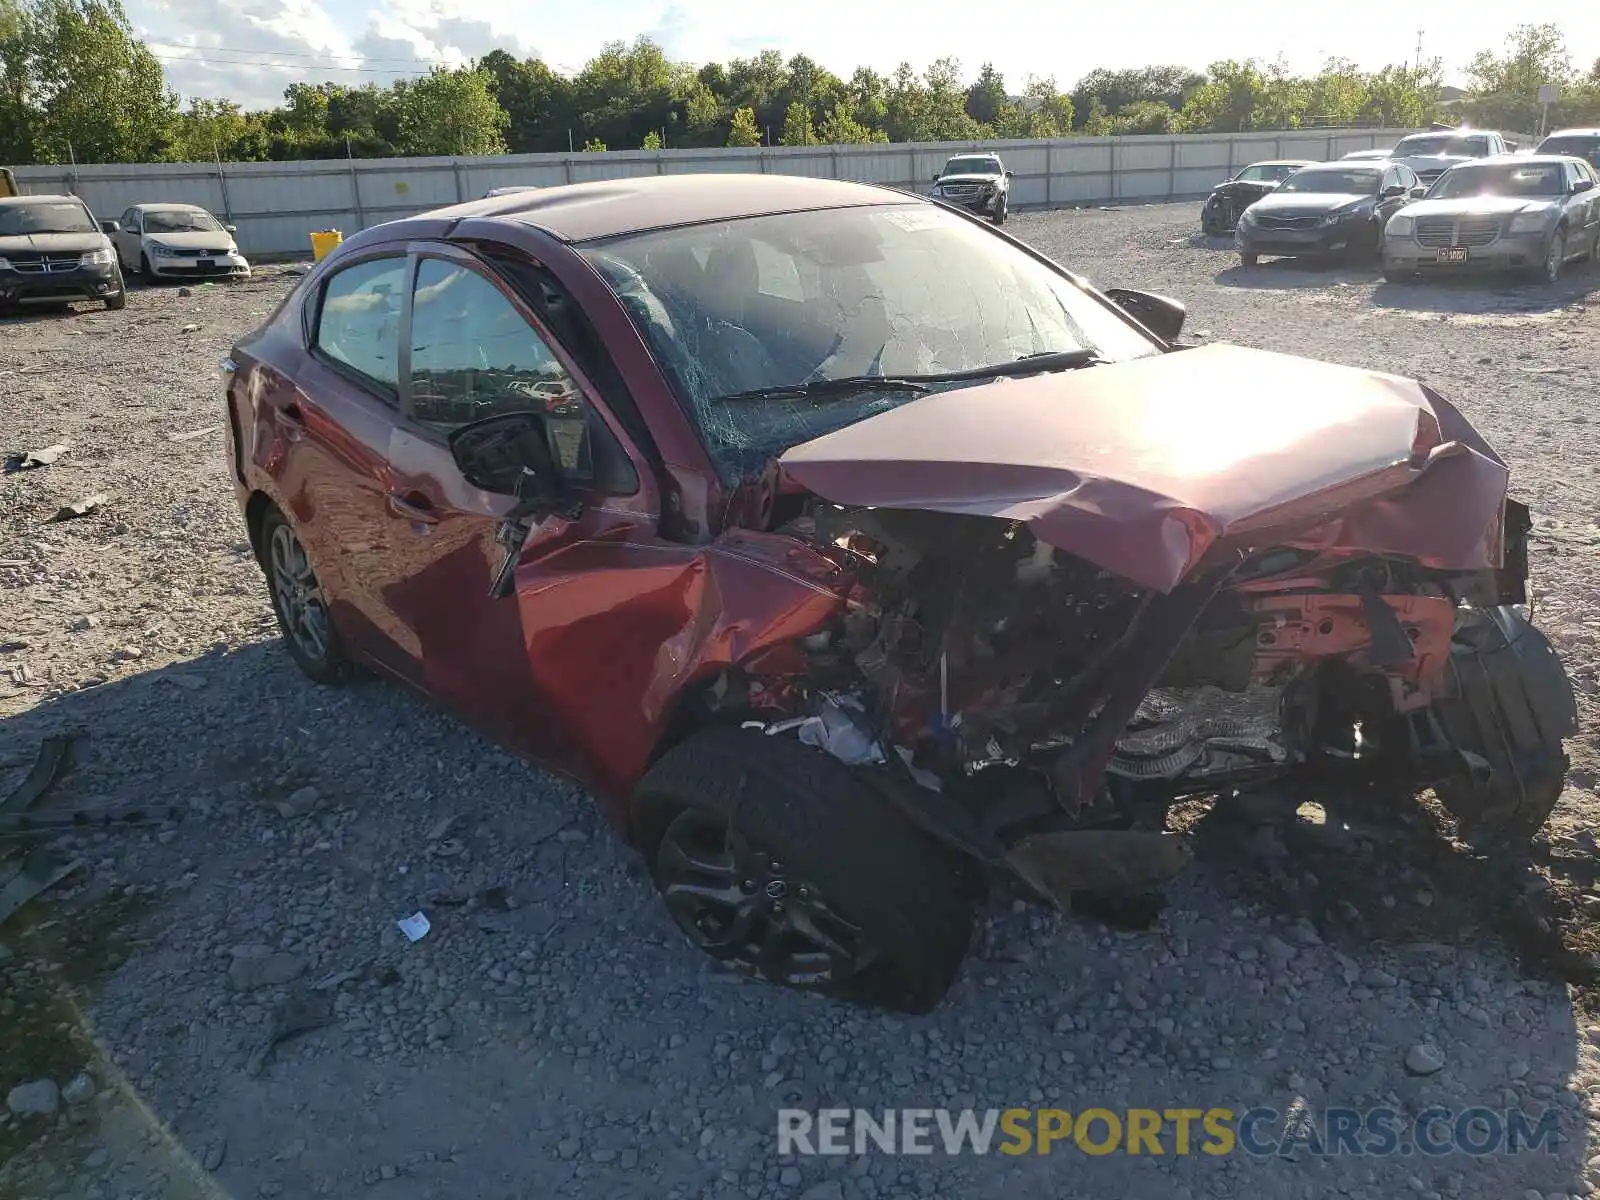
(580, 203), (1160, 483)
(144, 209), (224, 233)
(1429, 163), (1565, 199)
(0, 200), (95, 235)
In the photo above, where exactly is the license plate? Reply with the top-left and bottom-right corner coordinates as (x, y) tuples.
(1436, 247), (1468, 263)
(198, 259), (215, 269)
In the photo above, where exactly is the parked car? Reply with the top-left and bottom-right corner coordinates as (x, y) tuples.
(1235, 161), (1423, 265)
(224, 174), (1573, 1013)
(929, 153), (1011, 224)
(1340, 148), (1394, 161)
(1388, 128), (1512, 189)
(109, 203), (249, 280)
(1535, 128), (1600, 170)
(1200, 160), (1314, 234)
(1382, 155), (1600, 283)
(0, 193), (126, 311)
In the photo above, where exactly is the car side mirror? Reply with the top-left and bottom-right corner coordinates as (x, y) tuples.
(1409, 185), (1428, 199)
(1004, 169), (1013, 180)
(1104, 287), (1187, 343)
(1380, 185), (1405, 199)
(225, 223), (238, 233)
(1573, 179), (1595, 194)
(99, 220), (120, 233)
(447, 411), (561, 503)
(931, 173), (940, 183)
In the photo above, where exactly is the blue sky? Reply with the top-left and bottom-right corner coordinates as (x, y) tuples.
(124, 0), (1598, 110)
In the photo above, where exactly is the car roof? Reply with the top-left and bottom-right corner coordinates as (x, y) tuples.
(437, 174), (916, 243)
(1542, 129), (1600, 139)
(1296, 161), (1383, 171)
(132, 202), (208, 211)
(1246, 159), (1314, 166)
(0, 193), (85, 206)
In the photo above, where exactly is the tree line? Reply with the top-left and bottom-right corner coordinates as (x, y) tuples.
(2, 1), (1598, 166)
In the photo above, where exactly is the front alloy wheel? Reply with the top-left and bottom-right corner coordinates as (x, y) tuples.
(1542, 229), (1566, 283)
(655, 810), (876, 988)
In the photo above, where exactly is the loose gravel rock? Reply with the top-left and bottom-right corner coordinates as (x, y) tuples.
(2, 216), (1600, 1199)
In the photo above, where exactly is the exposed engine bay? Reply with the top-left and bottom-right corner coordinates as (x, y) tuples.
(692, 497), (1540, 903)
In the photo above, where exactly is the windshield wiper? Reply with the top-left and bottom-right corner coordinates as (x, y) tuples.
(709, 349), (1107, 405)
(710, 376), (932, 404)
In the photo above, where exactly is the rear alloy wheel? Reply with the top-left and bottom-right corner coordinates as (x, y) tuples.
(634, 726), (979, 1013)
(1541, 229), (1566, 283)
(261, 507), (351, 684)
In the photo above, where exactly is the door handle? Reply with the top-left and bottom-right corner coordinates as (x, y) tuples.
(387, 491), (440, 525)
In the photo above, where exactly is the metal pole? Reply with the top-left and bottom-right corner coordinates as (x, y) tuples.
(213, 140), (233, 225)
(346, 138), (365, 230)
(568, 128), (574, 153)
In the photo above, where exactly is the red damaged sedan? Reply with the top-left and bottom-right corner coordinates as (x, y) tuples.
(223, 175), (1576, 1013)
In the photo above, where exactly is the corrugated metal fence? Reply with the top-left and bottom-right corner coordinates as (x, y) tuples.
(12, 128), (1410, 258)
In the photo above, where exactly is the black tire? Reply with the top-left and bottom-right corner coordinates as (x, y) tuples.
(139, 252), (153, 280)
(259, 505), (353, 684)
(991, 195), (1008, 226)
(1240, 251), (1259, 267)
(1382, 269), (1408, 284)
(104, 276), (126, 311)
(1432, 607), (1577, 850)
(1539, 229), (1566, 283)
(633, 726), (979, 1013)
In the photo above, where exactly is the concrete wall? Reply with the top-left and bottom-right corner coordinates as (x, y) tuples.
(12, 129), (1411, 258)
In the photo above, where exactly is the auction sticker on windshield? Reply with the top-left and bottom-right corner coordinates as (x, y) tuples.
(883, 209), (944, 232)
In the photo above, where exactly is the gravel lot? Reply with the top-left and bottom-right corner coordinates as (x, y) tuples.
(3, 201), (1600, 1200)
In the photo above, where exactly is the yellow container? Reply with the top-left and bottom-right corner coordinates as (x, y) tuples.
(309, 229), (343, 262)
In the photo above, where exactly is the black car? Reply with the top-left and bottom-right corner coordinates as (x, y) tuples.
(1535, 129), (1600, 171)
(1200, 160), (1313, 234)
(930, 153), (1012, 224)
(0, 194), (126, 311)
(1235, 162), (1424, 266)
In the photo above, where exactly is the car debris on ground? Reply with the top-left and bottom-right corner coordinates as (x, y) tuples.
(45, 493), (110, 522)
(3, 443), (68, 472)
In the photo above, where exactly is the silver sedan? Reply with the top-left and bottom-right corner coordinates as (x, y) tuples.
(1382, 155), (1600, 283)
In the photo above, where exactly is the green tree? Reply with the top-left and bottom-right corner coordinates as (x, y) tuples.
(779, 99), (814, 145)
(816, 101), (884, 143)
(396, 66), (508, 156)
(641, 129), (662, 149)
(1111, 100), (1176, 135)
(965, 62), (1007, 125)
(479, 50), (574, 153)
(23, 0), (177, 163)
(581, 136), (606, 151)
(168, 97), (266, 162)
(0, 0), (32, 161)
(1461, 23), (1572, 133)
(682, 80), (721, 137)
(726, 105), (761, 146)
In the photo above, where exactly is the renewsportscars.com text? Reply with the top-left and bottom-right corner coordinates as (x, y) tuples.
(777, 1106), (1563, 1158)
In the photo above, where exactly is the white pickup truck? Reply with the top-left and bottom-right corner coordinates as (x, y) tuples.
(1389, 129), (1516, 189)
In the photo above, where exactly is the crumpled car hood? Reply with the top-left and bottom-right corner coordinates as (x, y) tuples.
(777, 343), (1510, 593)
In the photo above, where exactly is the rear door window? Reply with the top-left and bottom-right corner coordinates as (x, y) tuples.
(313, 257), (406, 398)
